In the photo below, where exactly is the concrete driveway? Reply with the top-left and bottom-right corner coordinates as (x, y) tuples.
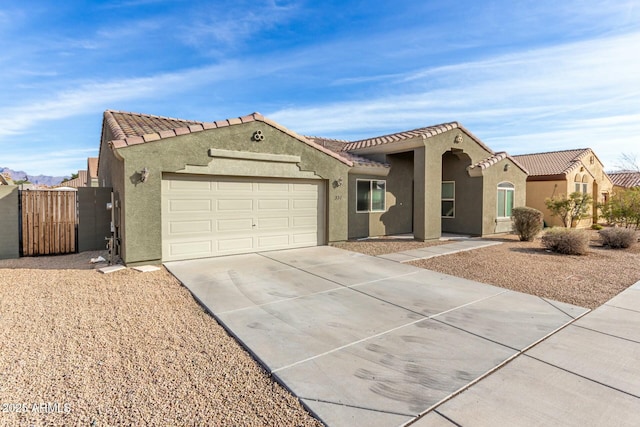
(165, 246), (587, 427)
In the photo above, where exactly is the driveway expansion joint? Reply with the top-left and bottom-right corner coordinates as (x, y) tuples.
(523, 353), (640, 400)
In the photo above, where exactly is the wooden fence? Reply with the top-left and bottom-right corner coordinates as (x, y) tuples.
(20, 190), (78, 256)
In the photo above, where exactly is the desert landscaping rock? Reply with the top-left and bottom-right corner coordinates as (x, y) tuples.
(0, 251), (321, 426)
(340, 230), (640, 309)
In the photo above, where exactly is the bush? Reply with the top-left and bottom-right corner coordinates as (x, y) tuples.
(599, 188), (640, 229)
(541, 228), (589, 255)
(545, 192), (592, 228)
(591, 223), (603, 230)
(599, 227), (637, 249)
(512, 206), (543, 241)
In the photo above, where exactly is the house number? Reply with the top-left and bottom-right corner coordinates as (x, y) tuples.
(334, 195), (343, 201)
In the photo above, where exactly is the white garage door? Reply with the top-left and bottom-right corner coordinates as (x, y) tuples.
(162, 174), (326, 261)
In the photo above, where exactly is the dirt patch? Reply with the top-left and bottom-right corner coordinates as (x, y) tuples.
(337, 231), (640, 309)
(0, 252), (320, 426)
(331, 237), (448, 256)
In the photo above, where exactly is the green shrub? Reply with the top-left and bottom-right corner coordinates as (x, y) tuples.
(591, 223), (603, 230)
(599, 227), (637, 249)
(599, 188), (640, 229)
(541, 228), (589, 255)
(545, 192), (593, 228)
(512, 206), (543, 241)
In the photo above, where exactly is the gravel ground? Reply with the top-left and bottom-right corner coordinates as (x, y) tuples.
(331, 236), (447, 256)
(0, 251), (321, 427)
(337, 231), (640, 309)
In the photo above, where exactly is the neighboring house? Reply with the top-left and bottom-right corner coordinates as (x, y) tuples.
(512, 149), (613, 228)
(98, 110), (527, 265)
(608, 170), (640, 191)
(59, 170), (88, 188)
(87, 157), (99, 187)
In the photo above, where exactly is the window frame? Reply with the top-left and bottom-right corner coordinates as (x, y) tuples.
(355, 179), (387, 213)
(441, 181), (455, 218)
(497, 181), (515, 218)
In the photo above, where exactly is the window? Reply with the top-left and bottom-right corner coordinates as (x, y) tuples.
(574, 173), (582, 193)
(574, 174), (589, 194)
(356, 179), (386, 212)
(441, 181), (455, 217)
(497, 182), (514, 218)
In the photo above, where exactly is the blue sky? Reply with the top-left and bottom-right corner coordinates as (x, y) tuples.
(1, 0), (639, 177)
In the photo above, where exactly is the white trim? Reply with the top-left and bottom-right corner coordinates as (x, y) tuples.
(356, 179), (387, 213)
(497, 181), (515, 218)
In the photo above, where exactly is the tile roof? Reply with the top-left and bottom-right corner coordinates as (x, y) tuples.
(467, 152), (529, 175)
(608, 171), (640, 188)
(340, 122), (495, 155)
(103, 110), (352, 166)
(306, 136), (390, 169)
(512, 149), (592, 177)
(343, 122), (460, 151)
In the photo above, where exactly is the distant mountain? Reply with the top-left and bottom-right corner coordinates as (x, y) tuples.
(0, 167), (67, 187)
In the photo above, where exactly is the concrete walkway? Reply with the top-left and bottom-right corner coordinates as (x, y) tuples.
(413, 280), (640, 426)
(376, 239), (502, 263)
(165, 246), (589, 427)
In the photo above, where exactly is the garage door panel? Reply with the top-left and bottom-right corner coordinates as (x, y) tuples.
(169, 220), (212, 234)
(292, 199), (317, 209)
(217, 237), (254, 252)
(293, 232), (317, 244)
(168, 180), (211, 191)
(258, 217), (289, 229)
(169, 199), (211, 212)
(168, 240), (212, 257)
(216, 199), (253, 211)
(258, 235), (290, 248)
(216, 181), (253, 192)
(258, 199), (289, 210)
(162, 175), (325, 261)
(257, 182), (289, 192)
(293, 216), (317, 228)
(216, 218), (254, 232)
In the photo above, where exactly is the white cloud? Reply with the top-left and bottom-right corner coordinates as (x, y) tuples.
(0, 61), (245, 139)
(178, 0), (299, 50)
(268, 30), (640, 168)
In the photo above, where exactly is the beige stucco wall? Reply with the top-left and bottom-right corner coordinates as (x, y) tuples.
(525, 179), (566, 227)
(108, 121), (350, 265)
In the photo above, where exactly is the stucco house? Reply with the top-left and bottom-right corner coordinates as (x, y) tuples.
(87, 157), (99, 187)
(97, 110), (527, 265)
(58, 170), (88, 188)
(608, 171), (640, 191)
(512, 148), (613, 228)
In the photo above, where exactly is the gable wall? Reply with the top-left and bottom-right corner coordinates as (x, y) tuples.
(480, 157), (528, 234)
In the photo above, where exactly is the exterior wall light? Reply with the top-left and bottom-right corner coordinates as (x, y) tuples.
(504, 164), (510, 171)
(140, 167), (149, 183)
